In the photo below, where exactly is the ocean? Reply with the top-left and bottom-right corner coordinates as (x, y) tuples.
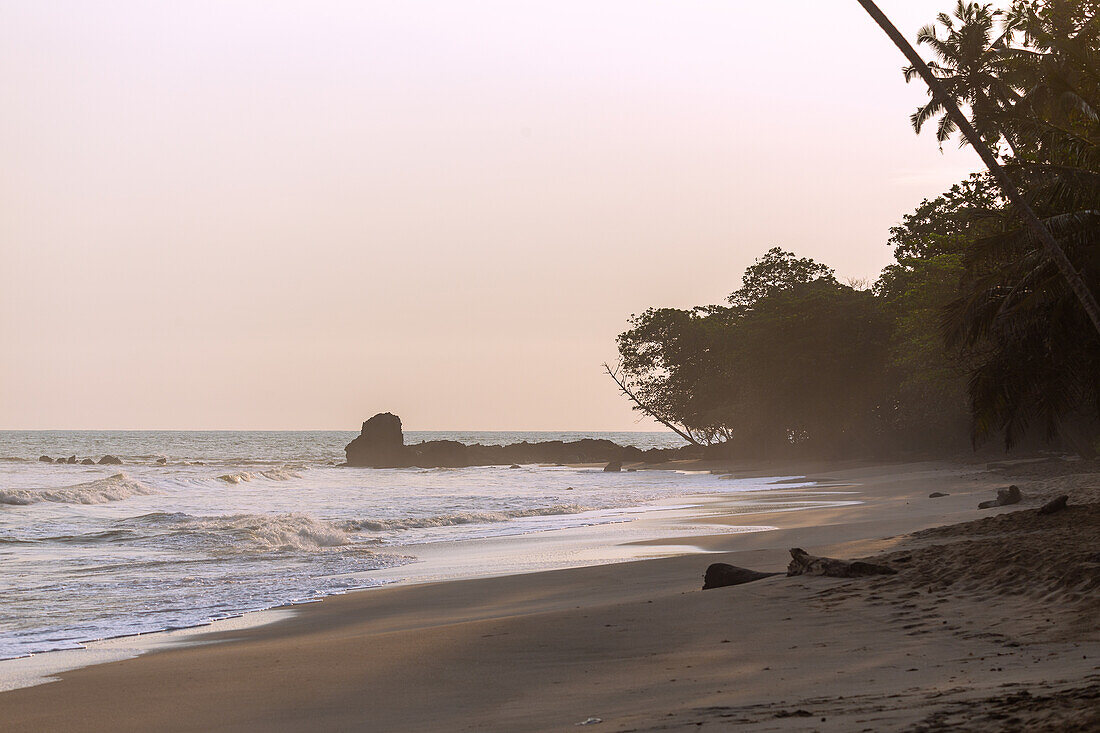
(0, 430), (818, 660)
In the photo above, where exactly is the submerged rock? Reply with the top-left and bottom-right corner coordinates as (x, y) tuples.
(978, 485), (1021, 509)
(98, 455), (123, 465)
(702, 563), (780, 590)
(155, 457), (168, 466)
(38, 455), (51, 462)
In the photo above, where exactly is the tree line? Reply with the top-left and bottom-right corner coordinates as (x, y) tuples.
(610, 0), (1100, 459)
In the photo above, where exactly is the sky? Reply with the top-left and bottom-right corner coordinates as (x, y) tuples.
(0, 0), (987, 431)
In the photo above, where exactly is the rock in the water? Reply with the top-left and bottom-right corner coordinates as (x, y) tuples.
(1038, 495), (1069, 515)
(978, 484), (1021, 509)
(38, 455), (51, 462)
(702, 563), (780, 590)
(603, 460), (623, 472)
(344, 412), (702, 468)
(98, 455), (123, 465)
(929, 492), (949, 498)
(80, 458), (95, 465)
(344, 413), (407, 468)
(155, 457), (167, 466)
(407, 440), (469, 468)
(66, 455), (78, 464)
(509, 464), (521, 469)
(786, 548), (897, 578)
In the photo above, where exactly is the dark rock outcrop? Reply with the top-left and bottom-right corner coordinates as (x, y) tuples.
(344, 413), (406, 468)
(929, 492), (949, 498)
(98, 455), (123, 465)
(1038, 495), (1069, 515)
(38, 455), (51, 462)
(66, 455), (78, 464)
(978, 485), (1021, 509)
(80, 458), (95, 465)
(786, 547), (897, 578)
(344, 412), (698, 468)
(702, 563), (780, 590)
(603, 460), (623, 472)
(408, 440), (470, 468)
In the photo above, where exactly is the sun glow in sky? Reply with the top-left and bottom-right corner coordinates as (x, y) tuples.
(1, 1), (985, 430)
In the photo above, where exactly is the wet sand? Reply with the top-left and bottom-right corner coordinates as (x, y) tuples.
(2, 459), (1098, 732)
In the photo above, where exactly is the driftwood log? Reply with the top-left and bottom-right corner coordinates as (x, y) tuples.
(1038, 495), (1069, 515)
(701, 563), (780, 590)
(786, 548), (897, 578)
(978, 485), (1021, 509)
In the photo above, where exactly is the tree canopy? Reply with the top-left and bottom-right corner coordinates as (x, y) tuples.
(611, 0), (1100, 457)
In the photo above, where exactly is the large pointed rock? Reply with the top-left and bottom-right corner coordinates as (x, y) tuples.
(345, 413), (408, 467)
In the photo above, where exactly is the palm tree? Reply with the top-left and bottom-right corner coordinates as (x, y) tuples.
(904, 1), (1024, 156)
(857, 0), (1100, 338)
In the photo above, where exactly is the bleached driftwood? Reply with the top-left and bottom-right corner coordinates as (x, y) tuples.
(978, 485), (1022, 509)
(786, 548), (897, 578)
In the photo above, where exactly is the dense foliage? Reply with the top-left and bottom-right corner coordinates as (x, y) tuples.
(613, 0), (1100, 458)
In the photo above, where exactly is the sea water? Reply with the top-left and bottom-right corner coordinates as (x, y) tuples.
(0, 430), (819, 660)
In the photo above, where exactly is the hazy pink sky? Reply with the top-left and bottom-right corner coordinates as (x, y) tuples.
(1, 1), (985, 430)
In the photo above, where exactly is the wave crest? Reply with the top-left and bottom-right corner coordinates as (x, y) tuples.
(136, 512), (351, 552)
(217, 468), (302, 484)
(0, 473), (158, 506)
(343, 504), (589, 532)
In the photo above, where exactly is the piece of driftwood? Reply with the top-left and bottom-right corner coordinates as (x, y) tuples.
(1038, 495), (1069, 515)
(701, 563), (780, 590)
(978, 485), (1021, 509)
(786, 548), (897, 578)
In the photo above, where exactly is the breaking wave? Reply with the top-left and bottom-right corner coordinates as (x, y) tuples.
(134, 512), (351, 552)
(343, 504), (590, 532)
(217, 467), (303, 484)
(0, 473), (159, 506)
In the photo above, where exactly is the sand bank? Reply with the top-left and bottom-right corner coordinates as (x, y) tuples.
(2, 459), (1097, 731)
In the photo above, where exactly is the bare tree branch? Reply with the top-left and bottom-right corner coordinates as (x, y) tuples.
(602, 363), (702, 446)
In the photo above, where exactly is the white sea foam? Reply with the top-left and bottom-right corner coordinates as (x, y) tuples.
(260, 468), (302, 481)
(343, 504), (590, 532)
(161, 512), (351, 552)
(217, 468), (302, 484)
(0, 473), (158, 506)
(217, 471), (255, 484)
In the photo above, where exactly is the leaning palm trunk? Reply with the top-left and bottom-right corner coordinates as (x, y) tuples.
(857, 0), (1100, 338)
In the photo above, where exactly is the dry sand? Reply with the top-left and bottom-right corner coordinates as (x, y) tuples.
(2, 459), (1098, 732)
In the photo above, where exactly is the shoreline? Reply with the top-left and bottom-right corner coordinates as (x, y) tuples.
(2, 458), (1098, 731)
(0, 461), (844, 689)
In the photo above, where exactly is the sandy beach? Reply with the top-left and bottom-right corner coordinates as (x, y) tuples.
(1, 458), (1097, 732)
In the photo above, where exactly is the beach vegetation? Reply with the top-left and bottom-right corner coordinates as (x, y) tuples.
(612, 0), (1100, 457)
